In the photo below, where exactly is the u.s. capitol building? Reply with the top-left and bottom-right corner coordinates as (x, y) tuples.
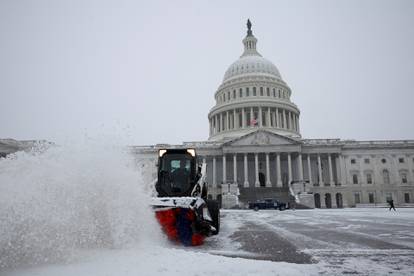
(134, 21), (414, 208)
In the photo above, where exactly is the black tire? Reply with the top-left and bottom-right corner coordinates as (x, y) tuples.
(206, 200), (220, 235)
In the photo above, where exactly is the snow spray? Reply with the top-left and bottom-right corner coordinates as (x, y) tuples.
(0, 140), (163, 270)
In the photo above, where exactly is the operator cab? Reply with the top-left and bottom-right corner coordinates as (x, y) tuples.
(156, 149), (198, 197)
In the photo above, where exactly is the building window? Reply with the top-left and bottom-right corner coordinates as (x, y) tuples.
(385, 193), (393, 202)
(278, 89), (281, 98)
(364, 158), (370, 164)
(353, 174), (358, 184)
(246, 87), (250, 96)
(366, 174), (372, 184)
(233, 90), (236, 99)
(351, 159), (356, 164)
(368, 193), (374, 203)
(401, 172), (408, 184)
(227, 91), (230, 101)
(405, 193), (410, 203)
(381, 158), (387, 164)
(253, 87), (256, 96)
(399, 158), (405, 163)
(239, 88), (243, 98)
(266, 87), (270, 96)
(383, 169), (390, 184)
(260, 87), (263, 96)
(273, 88), (276, 97)
(354, 193), (361, 204)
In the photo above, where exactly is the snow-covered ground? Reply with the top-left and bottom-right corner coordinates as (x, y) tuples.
(3, 208), (414, 276)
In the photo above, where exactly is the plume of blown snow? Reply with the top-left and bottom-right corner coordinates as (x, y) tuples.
(0, 140), (164, 270)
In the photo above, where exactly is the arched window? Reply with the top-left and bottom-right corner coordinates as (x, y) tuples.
(246, 87), (250, 97)
(260, 87), (263, 96)
(253, 87), (256, 96)
(383, 169), (390, 184)
(352, 174), (358, 184)
(239, 88), (242, 98)
(266, 87), (270, 96)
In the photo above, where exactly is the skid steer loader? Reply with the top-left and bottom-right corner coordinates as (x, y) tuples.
(151, 148), (220, 246)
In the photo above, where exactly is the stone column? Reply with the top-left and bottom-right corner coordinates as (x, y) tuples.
(212, 156), (217, 188)
(307, 154), (312, 185)
(276, 153), (282, 187)
(298, 153), (303, 181)
(234, 109), (238, 129)
(293, 113), (298, 131)
(244, 153), (249, 187)
(289, 112), (292, 130)
(318, 154), (323, 186)
(255, 153), (260, 187)
(242, 108), (246, 128)
(272, 110), (276, 127)
(288, 153), (292, 185)
(250, 107), (254, 127)
(259, 106), (263, 127)
(292, 113), (295, 131)
(267, 107), (271, 127)
(265, 153), (271, 187)
(213, 116), (217, 134)
(328, 154), (334, 186)
(219, 113), (223, 132)
(342, 155), (349, 186)
(226, 111), (229, 131)
(222, 155), (226, 184)
(275, 108), (279, 128)
(283, 110), (287, 129)
(233, 154), (237, 184)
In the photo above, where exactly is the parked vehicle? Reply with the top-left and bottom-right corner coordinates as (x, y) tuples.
(248, 199), (287, 211)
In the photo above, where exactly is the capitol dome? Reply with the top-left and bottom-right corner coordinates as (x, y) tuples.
(208, 20), (301, 141)
(223, 55), (282, 82)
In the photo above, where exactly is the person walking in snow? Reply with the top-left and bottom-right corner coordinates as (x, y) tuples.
(388, 199), (396, 211)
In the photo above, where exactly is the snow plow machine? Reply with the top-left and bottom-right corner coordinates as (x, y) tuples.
(151, 148), (220, 246)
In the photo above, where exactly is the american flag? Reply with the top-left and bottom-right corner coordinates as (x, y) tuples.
(250, 118), (258, 126)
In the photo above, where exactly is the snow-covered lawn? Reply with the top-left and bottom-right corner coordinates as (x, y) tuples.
(4, 208), (414, 276)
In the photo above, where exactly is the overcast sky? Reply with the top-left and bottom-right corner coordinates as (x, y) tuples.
(1, 0), (413, 145)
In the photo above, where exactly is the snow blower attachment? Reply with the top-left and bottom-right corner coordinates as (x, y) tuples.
(151, 149), (220, 246)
